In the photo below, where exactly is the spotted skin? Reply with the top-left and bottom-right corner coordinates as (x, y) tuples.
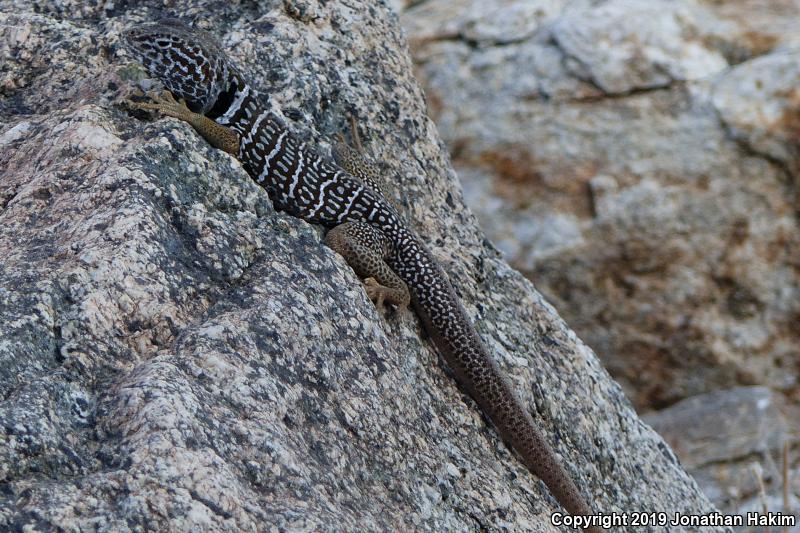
(331, 135), (392, 199)
(325, 222), (410, 308)
(122, 21), (599, 531)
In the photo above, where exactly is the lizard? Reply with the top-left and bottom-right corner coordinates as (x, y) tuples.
(120, 20), (600, 532)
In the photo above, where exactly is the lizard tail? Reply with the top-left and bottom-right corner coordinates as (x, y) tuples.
(391, 233), (598, 531)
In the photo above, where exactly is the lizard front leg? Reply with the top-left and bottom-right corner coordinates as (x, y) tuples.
(128, 90), (240, 156)
(330, 118), (393, 200)
(325, 222), (410, 309)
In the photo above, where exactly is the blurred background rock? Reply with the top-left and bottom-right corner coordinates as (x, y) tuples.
(393, 0), (800, 524)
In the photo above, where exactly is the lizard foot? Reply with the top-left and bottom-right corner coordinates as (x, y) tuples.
(363, 277), (408, 311)
(126, 90), (241, 156)
(128, 90), (194, 122)
(364, 277), (386, 308)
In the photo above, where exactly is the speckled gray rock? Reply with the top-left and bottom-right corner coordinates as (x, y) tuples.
(1, 1), (726, 532)
(712, 51), (800, 172)
(550, 0), (728, 94)
(644, 387), (790, 469)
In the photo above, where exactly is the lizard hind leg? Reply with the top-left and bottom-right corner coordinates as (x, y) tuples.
(325, 222), (410, 310)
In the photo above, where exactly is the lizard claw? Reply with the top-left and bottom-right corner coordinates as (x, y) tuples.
(128, 90), (191, 121)
(363, 277), (386, 309)
(147, 90), (179, 106)
(363, 277), (409, 312)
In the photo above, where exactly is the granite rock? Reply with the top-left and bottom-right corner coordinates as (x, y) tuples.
(1, 1), (727, 531)
(644, 387), (798, 523)
(550, 0), (728, 94)
(401, 0), (800, 521)
(643, 387), (789, 470)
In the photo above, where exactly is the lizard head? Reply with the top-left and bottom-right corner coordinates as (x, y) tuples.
(122, 19), (239, 115)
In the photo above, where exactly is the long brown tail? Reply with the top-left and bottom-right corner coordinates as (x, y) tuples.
(402, 243), (599, 532)
(479, 362), (600, 532)
(444, 330), (598, 531)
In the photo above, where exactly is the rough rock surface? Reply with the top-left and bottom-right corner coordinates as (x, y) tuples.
(644, 387), (798, 511)
(403, 0), (800, 409)
(400, 0), (800, 521)
(1, 1), (728, 532)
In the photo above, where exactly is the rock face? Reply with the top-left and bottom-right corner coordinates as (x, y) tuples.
(400, 0), (800, 522)
(404, 0), (800, 409)
(1, 1), (727, 531)
(644, 387), (797, 510)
